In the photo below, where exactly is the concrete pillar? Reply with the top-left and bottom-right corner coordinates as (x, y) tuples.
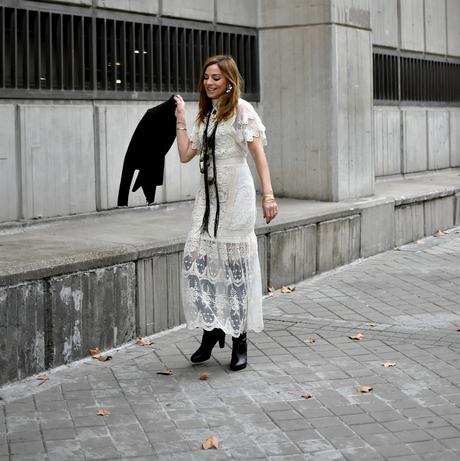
(259, 0), (374, 201)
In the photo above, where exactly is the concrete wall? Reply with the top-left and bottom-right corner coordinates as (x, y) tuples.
(371, 1), (460, 179)
(0, 263), (136, 384)
(49, 263), (136, 367)
(0, 101), (201, 222)
(36, 0), (257, 27)
(447, 0), (460, 57)
(371, 0), (460, 57)
(2, 0), (456, 220)
(216, 0), (258, 27)
(96, 0), (159, 15)
(20, 105), (96, 220)
(0, 99), (267, 222)
(96, 103), (198, 210)
(259, 0), (374, 201)
(0, 105), (18, 221)
(374, 107), (460, 177)
(0, 281), (46, 384)
(3, 186), (460, 385)
(0, 0), (259, 223)
(370, 0), (399, 48)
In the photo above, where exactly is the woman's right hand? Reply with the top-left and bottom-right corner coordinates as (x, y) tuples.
(174, 94), (186, 119)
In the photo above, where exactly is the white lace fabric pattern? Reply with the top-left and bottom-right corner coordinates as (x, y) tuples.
(182, 99), (266, 337)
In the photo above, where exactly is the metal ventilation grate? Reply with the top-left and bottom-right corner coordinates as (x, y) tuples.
(374, 51), (460, 104)
(0, 6), (259, 100)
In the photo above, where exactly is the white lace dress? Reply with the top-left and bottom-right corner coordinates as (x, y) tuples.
(182, 98), (266, 337)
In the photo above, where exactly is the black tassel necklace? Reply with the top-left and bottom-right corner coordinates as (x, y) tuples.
(199, 107), (220, 237)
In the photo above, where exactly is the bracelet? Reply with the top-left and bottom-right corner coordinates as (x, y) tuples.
(262, 193), (275, 201)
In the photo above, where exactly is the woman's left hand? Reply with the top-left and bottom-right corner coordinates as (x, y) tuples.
(263, 200), (278, 224)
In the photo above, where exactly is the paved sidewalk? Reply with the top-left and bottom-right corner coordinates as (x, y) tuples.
(2, 229), (460, 461)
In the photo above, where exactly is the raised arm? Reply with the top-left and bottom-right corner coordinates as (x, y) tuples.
(174, 95), (198, 163)
(247, 138), (278, 224)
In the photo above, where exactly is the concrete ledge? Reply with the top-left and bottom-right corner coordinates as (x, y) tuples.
(137, 254), (184, 337)
(269, 225), (317, 289)
(257, 235), (269, 294)
(395, 203), (424, 246)
(361, 203), (395, 257)
(317, 216), (360, 273)
(1, 172), (460, 385)
(424, 196), (455, 235)
(456, 193), (460, 226)
(0, 281), (46, 384)
(49, 264), (136, 367)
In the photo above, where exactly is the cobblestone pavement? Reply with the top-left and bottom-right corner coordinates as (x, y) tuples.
(2, 229), (460, 461)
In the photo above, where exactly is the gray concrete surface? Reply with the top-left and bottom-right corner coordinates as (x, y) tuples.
(374, 107), (460, 178)
(260, 4), (374, 201)
(1, 226), (460, 460)
(1, 171), (460, 385)
(2, 171), (459, 287)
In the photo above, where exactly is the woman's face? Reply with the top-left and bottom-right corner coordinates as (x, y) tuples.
(203, 64), (228, 100)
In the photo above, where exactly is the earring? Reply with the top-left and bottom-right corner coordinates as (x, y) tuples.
(225, 84), (233, 94)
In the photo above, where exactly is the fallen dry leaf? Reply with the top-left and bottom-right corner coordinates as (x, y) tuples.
(199, 372), (209, 381)
(89, 347), (101, 357)
(356, 385), (373, 393)
(88, 347), (112, 362)
(304, 338), (316, 344)
(202, 436), (219, 450)
(97, 355), (112, 362)
(157, 369), (173, 376)
(281, 286), (295, 293)
(366, 323), (376, 327)
(383, 361), (396, 368)
(136, 338), (154, 346)
(302, 392), (312, 399)
(349, 333), (364, 341)
(36, 375), (49, 385)
(433, 229), (448, 237)
(268, 286), (275, 297)
(96, 408), (110, 416)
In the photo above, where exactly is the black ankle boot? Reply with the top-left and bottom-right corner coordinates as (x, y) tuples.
(191, 328), (225, 363)
(230, 332), (247, 371)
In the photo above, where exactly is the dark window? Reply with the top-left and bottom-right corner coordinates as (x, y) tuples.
(0, 6), (259, 100)
(374, 50), (460, 104)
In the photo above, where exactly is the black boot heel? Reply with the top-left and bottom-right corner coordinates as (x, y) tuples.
(191, 328), (225, 363)
(218, 330), (225, 348)
(230, 332), (247, 371)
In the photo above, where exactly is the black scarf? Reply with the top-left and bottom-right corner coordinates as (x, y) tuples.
(199, 109), (220, 237)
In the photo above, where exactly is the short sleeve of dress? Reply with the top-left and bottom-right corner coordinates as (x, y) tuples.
(235, 100), (267, 146)
(190, 121), (202, 151)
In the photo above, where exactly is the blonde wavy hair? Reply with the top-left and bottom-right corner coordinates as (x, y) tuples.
(196, 55), (243, 124)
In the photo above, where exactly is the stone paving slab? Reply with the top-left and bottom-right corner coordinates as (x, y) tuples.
(1, 228), (460, 460)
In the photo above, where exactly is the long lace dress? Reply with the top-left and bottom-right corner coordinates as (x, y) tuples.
(182, 98), (266, 337)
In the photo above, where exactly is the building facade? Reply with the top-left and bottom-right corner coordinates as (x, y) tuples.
(0, 0), (459, 222)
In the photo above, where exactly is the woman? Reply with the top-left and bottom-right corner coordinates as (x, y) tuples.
(174, 55), (277, 371)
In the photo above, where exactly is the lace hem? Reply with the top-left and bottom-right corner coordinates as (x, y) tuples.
(181, 233), (263, 337)
(185, 320), (264, 336)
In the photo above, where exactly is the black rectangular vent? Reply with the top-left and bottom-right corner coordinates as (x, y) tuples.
(0, 6), (259, 100)
(374, 51), (460, 104)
